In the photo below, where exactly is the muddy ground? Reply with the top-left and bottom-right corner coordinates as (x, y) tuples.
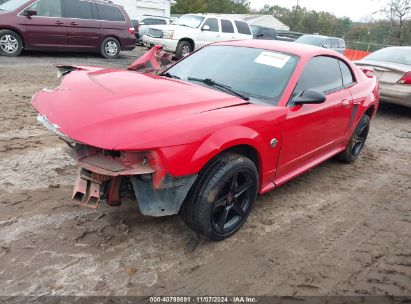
(0, 47), (410, 297)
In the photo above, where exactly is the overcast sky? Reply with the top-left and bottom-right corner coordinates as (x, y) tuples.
(249, 0), (388, 21)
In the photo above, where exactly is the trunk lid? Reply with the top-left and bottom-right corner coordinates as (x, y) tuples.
(355, 59), (411, 84)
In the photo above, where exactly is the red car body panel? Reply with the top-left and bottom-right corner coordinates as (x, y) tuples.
(32, 40), (379, 214)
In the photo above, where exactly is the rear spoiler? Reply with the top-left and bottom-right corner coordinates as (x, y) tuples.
(358, 66), (376, 79)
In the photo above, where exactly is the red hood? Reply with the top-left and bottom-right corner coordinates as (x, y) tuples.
(32, 66), (249, 150)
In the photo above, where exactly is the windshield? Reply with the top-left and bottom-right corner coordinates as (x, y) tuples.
(0, 0), (28, 12)
(165, 45), (299, 105)
(295, 35), (327, 47)
(364, 48), (411, 65)
(173, 14), (205, 28)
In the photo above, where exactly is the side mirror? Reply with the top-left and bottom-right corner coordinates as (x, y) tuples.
(322, 44), (329, 49)
(292, 89), (326, 105)
(25, 9), (37, 17)
(139, 22), (145, 25)
(202, 25), (210, 31)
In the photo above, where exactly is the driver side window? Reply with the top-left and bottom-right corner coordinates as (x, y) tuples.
(294, 56), (344, 97)
(28, 0), (62, 17)
(203, 18), (219, 32)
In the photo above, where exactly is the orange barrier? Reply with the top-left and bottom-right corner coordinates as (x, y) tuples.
(344, 49), (370, 61)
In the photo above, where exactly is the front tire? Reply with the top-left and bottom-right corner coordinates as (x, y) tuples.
(181, 154), (258, 241)
(337, 114), (370, 163)
(175, 40), (192, 60)
(101, 37), (120, 59)
(0, 30), (23, 57)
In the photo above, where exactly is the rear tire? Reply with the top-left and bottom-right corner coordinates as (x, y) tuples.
(175, 40), (192, 60)
(337, 115), (370, 163)
(101, 37), (120, 59)
(0, 30), (23, 57)
(181, 153), (258, 241)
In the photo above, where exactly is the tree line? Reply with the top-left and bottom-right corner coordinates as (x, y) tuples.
(172, 0), (411, 48)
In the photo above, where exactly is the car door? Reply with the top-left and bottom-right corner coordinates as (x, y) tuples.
(23, 0), (67, 49)
(276, 56), (354, 181)
(63, 0), (101, 50)
(197, 17), (221, 48)
(220, 19), (236, 41)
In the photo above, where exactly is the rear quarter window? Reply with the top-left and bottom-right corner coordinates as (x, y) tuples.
(96, 4), (125, 21)
(234, 21), (251, 35)
(339, 60), (354, 85)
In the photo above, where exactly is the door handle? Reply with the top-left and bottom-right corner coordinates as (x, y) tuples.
(341, 99), (352, 108)
(55, 21), (64, 25)
(70, 22), (79, 26)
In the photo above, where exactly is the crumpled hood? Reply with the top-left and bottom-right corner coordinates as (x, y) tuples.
(32, 66), (248, 150)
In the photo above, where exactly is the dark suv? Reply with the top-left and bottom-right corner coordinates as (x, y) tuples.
(0, 0), (136, 58)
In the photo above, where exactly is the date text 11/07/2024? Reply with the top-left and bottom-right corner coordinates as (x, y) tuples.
(149, 296), (257, 303)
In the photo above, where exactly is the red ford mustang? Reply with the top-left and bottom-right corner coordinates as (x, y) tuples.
(32, 40), (379, 241)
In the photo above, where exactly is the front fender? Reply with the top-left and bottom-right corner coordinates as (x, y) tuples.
(154, 122), (284, 191)
(191, 125), (263, 172)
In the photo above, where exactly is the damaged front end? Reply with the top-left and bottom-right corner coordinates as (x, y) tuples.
(37, 114), (196, 217)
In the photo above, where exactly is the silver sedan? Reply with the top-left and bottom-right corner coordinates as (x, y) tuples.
(355, 47), (411, 108)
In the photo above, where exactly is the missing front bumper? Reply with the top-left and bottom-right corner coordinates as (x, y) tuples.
(130, 175), (197, 217)
(72, 168), (197, 217)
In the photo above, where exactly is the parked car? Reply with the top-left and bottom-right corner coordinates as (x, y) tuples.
(32, 40), (379, 241)
(251, 25), (277, 40)
(0, 0), (136, 58)
(132, 15), (173, 45)
(295, 34), (346, 54)
(355, 47), (411, 108)
(142, 14), (253, 59)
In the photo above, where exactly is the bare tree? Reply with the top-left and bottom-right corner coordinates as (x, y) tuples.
(383, 0), (411, 44)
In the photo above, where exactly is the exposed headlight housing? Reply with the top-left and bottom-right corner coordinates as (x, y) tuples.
(162, 30), (174, 39)
(37, 114), (82, 146)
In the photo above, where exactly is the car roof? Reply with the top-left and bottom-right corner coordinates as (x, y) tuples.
(186, 13), (247, 22)
(92, 0), (122, 7)
(211, 40), (343, 58)
(300, 34), (344, 41)
(139, 15), (170, 19)
(383, 46), (411, 50)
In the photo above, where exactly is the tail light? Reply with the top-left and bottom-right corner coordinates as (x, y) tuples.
(398, 72), (411, 84)
(128, 27), (135, 36)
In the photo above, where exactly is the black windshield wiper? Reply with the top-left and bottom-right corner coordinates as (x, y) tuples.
(161, 72), (180, 79)
(188, 77), (250, 101)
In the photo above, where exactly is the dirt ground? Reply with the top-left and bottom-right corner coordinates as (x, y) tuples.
(0, 47), (410, 297)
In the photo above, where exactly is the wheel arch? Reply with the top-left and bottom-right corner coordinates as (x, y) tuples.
(0, 27), (25, 48)
(102, 35), (122, 48)
(178, 37), (195, 50)
(364, 105), (376, 119)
